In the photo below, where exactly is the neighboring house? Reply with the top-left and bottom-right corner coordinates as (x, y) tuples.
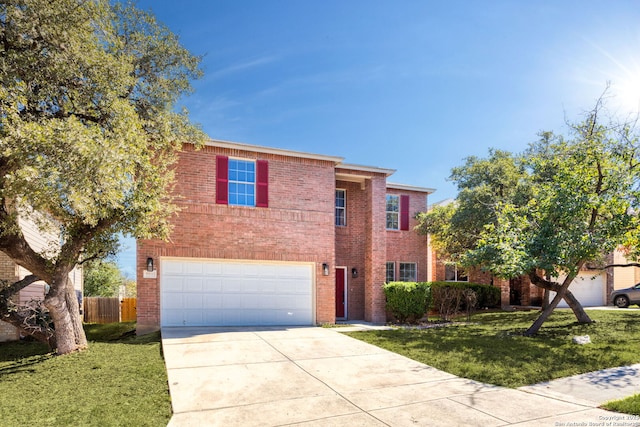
(0, 216), (83, 342)
(429, 246), (634, 308)
(136, 140), (434, 333)
(610, 250), (640, 291)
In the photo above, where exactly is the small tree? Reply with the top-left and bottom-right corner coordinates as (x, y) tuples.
(84, 261), (123, 297)
(419, 91), (640, 335)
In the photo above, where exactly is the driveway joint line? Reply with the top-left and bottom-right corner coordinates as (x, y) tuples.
(253, 331), (393, 427)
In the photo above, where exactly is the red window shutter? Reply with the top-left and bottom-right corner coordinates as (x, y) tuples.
(400, 195), (410, 230)
(216, 155), (228, 205)
(256, 160), (269, 208)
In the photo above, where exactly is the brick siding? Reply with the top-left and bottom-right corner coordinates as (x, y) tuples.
(137, 144), (336, 332)
(384, 189), (429, 283)
(137, 143), (434, 331)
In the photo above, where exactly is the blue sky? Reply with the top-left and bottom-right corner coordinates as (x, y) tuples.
(116, 0), (640, 278)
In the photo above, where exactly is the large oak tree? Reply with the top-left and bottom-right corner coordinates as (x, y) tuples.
(418, 95), (640, 334)
(0, 0), (206, 354)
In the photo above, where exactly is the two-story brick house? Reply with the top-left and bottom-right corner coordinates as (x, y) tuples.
(136, 140), (434, 333)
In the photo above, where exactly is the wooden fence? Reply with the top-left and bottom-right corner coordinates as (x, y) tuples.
(83, 297), (137, 324)
(120, 298), (137, 322)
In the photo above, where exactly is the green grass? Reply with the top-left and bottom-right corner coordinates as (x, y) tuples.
(0, 322), (171, 427)
(603, 394), (640, 415)
(345, 310), (640, 388)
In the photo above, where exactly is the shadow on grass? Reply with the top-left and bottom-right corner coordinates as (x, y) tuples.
(0, 340), (53, 377)
(0, 323), (162, 374)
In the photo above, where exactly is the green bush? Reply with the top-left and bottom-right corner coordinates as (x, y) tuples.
(383, 281), (431, 323)
(430, 281), (501, 309)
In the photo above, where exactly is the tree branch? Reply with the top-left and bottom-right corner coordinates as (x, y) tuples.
(588, 263), (640, 269)
(0, 275), (40, 301)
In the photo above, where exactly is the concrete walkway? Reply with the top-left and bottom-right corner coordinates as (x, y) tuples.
(162, 326), (639, 427)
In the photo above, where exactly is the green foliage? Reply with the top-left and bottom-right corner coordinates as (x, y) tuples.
(417, 100), (640, 282)
(347, 310), (640, 388)
(602, 394), (640, 416)
(0, 0), (206, 267)
(83, 261), (123, 297)
(430, 281), (501, 309)
(416, 149), (529, 265)
(0, 0), (205, 352)
(383, 281), (431, 323)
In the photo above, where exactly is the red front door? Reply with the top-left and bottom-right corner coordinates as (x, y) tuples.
(335, 268), (345, 318)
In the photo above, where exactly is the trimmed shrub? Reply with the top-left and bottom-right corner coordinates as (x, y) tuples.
(430, 281), (500, 309)
(432, 286), (465, 321)
(383, 281), (431, 323)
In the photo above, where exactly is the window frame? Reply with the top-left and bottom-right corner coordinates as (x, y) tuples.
(386, 194), (399, 230)
(445, 264), (468, 282)
(386, 262), (395, 283)
(335, 188), (346, 227)
(216, 155), (268, 208)
(399, 262), (417, 282)
(227, 158), (256, 207)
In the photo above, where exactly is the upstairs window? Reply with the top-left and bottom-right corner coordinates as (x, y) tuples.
(335, 189), (346, 226)
(229, 159), (255, 206)
(216, 156), (268, 207)
(386, 194), (410, 230)
(386, 195), (399, 229)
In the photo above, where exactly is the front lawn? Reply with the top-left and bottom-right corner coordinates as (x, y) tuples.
(346, 309), (640, 388)
(0, 322), (171, 427)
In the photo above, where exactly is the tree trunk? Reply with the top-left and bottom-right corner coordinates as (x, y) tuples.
(525, 270), (593, 336)
(44, 274), (87, 355)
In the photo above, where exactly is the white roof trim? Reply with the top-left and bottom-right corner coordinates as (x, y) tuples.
(387, 182), (436, 194)
(204, 139), (344, 163)
(336, 163), (396, 176)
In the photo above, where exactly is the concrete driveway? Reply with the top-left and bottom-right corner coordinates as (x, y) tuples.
(162, 326), (630, 427)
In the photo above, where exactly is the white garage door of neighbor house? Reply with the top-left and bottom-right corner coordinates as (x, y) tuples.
(160, 259), (314, 327)
(551, 272), (606, 308)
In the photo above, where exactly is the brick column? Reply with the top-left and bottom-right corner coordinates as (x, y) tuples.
(364, 176), (387, 323)
(495, 278), (510, 307)
(136, 241), (161, 335)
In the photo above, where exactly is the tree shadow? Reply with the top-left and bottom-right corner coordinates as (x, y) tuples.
(0, 341), (53, 377)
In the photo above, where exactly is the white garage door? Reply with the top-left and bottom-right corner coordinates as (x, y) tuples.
(551, 272), (606, 308)
(160, 258), (314, 327)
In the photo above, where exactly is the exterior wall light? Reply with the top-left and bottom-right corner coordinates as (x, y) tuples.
(351, 267), (358, 278)
(322, 263), (329, 276)
(146, 257), (154, 272)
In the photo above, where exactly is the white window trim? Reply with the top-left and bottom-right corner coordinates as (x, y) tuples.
(386, 194), (399, 230)
(335, 188), (347, 227)
(445, 263), (468, 282)
(386, 261), (395, 283)
(228, 157), (256, 207)
(399, 262), (417, 282)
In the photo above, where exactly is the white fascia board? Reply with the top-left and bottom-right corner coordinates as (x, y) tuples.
(386, 182), (436, 194)
(204, 139), (344, 164)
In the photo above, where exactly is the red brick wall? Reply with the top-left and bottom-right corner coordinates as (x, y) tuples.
(385, 189), (429, 282)
(137, 144), (336, 332)
(364, 176), (387, 323)
(335, 180), (367, 320)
